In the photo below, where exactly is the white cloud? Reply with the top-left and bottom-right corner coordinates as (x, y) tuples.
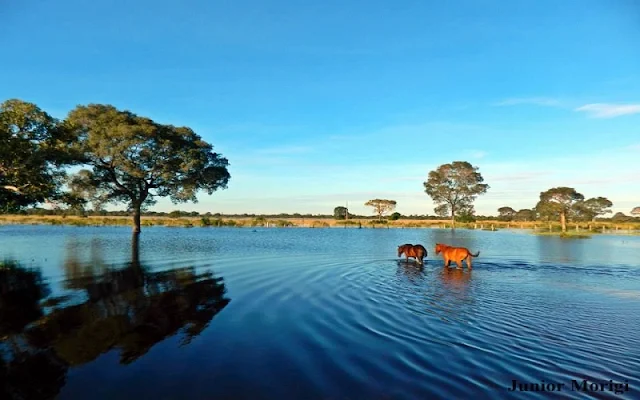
(254, 145), (313, 155)
(378, 175), (426, 183)
(574, 103), (640, 118)
(493, 97), (562, 107)
(625, 143), (640, 151)
(489, 171), (553, 183)
(468, 150), (487, 159)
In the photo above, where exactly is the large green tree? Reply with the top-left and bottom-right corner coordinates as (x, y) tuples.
(333, 206), (348, 220)
(364, 199), (396, 221)
(573, 197), (613, 221)
(423, 161), (489, 228)
(434, 204), (449, 218)
(515, 208), (535, 222)
(537, 187), (584, 232)
(497, 206), (517, 221)
(65, 104), (230, 233)
(455, 204), (476, 223)
(0, 99), (75, 212)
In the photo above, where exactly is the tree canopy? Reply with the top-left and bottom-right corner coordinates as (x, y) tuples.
(0, 99), (75, 212)
(573, 197), (613, 221)
(515, 208), (535, 222)
(423, 161), (489, 228)
(612, 212), (632, 222)
(364, 199), (396, 221)
(631, 207), (640, 216)
(537, 187), (584, 231)
(65, 104), (230, 233)
(434, 204), (449, 218)
(333, 206), (348, 220)
(497, 206), (517, 221)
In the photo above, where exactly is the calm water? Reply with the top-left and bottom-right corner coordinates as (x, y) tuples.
(1, 225), (639, 399)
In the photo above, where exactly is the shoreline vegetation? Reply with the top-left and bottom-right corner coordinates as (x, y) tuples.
(4, 99), (639, 236)
(1, 215), (638, 236)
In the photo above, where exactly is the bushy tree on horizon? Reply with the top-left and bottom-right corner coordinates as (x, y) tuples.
(573, 197), (613, 221)
(423, 161), (489, 228)
(515, 208), (535, 222)
(536, 187), (584, 232)
(333, 206), (348, 220)
(497, 206), (517, 221)
(364, 199), (396, 222)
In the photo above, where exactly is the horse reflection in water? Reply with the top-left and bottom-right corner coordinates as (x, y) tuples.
(438, 266), (472, 289)
(433, 267), (476, 323)
(395, 260), (428, 287)
(0, 234), (231, 399)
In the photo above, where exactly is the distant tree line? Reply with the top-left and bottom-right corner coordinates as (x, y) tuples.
(354, 161), (638, 229)
(16, 204), (638, 225)
(497, 187), (640, 231)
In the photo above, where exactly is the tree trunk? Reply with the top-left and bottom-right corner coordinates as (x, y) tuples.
(450, 208), (456, 229)
(132, 204), (142, 234)
(131, 232), (140, 267)
(560, 211), (567, 232)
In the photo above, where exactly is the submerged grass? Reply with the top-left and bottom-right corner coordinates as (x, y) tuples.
(0, 215), (638, 236)
(534, 231), (593, 239)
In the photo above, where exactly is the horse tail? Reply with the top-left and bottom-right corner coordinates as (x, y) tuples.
(471, 251), (480, 257)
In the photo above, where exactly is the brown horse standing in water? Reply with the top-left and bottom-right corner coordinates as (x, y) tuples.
(397, 244), (428, 265)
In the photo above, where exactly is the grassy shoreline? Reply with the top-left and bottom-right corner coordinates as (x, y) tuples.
(1, 215), (639, 235)
(533, 231), (593, 239)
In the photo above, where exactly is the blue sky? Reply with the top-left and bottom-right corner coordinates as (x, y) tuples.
(2, 0), (640, 216)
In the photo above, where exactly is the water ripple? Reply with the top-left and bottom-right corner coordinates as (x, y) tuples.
(2, 227), (640, 399)
(198, 251), (640, 399)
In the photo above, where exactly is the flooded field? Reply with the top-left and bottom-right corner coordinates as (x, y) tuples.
(1, 225), (639, 399)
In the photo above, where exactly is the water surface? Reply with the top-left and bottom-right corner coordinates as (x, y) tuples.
(1, 225), (639, 399)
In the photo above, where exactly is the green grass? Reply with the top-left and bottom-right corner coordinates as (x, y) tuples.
(1, 215), (639, 234)
(534, 231), (592, 239)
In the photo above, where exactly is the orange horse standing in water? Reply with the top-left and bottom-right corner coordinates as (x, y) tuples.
(397, 243), (428, 265)
(434, 243), (480, 269)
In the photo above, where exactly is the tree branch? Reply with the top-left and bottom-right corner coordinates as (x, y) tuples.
(2, 185), (23, 194)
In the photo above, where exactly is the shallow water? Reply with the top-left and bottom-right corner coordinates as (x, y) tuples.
(1, 225), (639, 399)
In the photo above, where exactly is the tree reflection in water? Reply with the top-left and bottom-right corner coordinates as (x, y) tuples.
(0, 261), (67, 400)
(1, 234), (231, 399)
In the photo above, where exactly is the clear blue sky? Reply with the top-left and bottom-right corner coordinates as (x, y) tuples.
(2, 0), (640, 216)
